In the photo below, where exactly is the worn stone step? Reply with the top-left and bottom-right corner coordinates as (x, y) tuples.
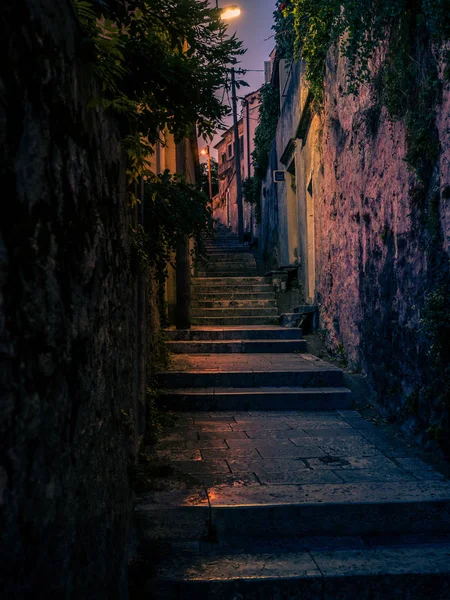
(191, 308), (278, 318)
(193, 288), (273, 296)
(202, 255), (256, 261)
(165, 327), (304, 341)
(160, 386), (351, 410)
(166, 339), (307, 354)
(198, 264), (257, 269)
(205, 241), (244, 246)
(192, 277), (269, 285)
(192, 292), (276, 301)
(201, 263), (256, 270)
(137, 543), (450, 599)
(196, 272), (258, 278)
(192, 299), (277, 309)
(191, 316), (280, 326)
(199, 264), (257, 271)
(201, 259), (255, 265)
(135, 480), (450, 545)
(205, 247), (250, 253)
(158, 353), (344, 388)
(196, 274), (259, 280)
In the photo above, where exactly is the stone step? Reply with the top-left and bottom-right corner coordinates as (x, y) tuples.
(157, 353), (344, 388)
(201, 262), (256, 269)
(137, 542), (450, 599)
(192, 292), (276, 300)
(191, 308), (278, 318)
(135, 480), (450, 544)
(205, 240), (243, 245)
(192, 286), (273, 295)
(191, 299), (277, 309)
(200, 262), (257, 269)
(160, 386), (351, 410)
(192, 277), (269, 285)
(166, 339), (307, 354)
(201, 254), (256, 261)
(205, 245), (249, 250)
(196, 272), (258, 278)
(205, 242), (248, 247)
(198, 263), (257, 268)
(165, 328), (304, 341)
(191, 316), (280, 326)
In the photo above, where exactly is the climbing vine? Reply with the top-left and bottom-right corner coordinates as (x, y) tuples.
(420, 282), (450, 451)
(244, 83), (280, 222)
(275, 0), (450, 181)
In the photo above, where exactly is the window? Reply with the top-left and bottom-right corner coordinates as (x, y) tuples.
(227, 143), (233, 158)
(221, 152), (227, 164)
(239, 135), (244, 156)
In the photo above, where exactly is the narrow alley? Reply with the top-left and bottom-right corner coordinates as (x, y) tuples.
(4, 1), (450, 598)
(133, 227), (450, 598)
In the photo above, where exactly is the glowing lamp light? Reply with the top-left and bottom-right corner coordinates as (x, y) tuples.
(220, 5), (241, 19)
(200, 148), (208, 156)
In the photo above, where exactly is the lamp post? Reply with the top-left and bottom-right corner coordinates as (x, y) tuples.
(231, 67), (244, 242)
(215, 1), (243, 239)
(200, 146), (213, 201)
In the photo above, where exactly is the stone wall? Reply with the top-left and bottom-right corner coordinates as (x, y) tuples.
(259, 48), (449, 451)
(0, 1), (139, 596)
(316, 45), (450, 449)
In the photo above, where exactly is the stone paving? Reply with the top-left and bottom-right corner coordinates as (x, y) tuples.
(147, 409), (448, 490)
(132, 226), (450, 598)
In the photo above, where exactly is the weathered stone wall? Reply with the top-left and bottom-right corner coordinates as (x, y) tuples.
(316, 45), (450, 449)
(259, 48), (449, 450)
(0, 1), (138, 596)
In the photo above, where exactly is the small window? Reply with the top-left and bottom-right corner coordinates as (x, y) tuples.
(227, 143), (233, 158)
(239, 136), (244, 156)
(221, 152), (227, 164)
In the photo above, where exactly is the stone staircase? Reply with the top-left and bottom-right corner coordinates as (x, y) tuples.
(132, 225), (450, 598)
(192, 229), (278, 326)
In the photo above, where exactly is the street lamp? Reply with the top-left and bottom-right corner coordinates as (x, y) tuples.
(215, 1), (244, 240)
(220, 5), (241, 19)
(216, 1), (241, 20)
(200, 146), (213, 201)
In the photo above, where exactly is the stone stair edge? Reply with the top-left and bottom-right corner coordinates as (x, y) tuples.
(134, 543), (450, 599)
(160, 386), (352, 394)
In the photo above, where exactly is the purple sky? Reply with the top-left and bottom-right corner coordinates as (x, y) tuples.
(204, 0), (277, 157)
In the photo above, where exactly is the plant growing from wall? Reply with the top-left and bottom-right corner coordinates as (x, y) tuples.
(247, 83), (280, 222)
(276, 0), (450, 181)
(420, 282), (450, 452)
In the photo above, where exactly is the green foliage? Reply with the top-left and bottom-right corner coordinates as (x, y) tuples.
(275, 0), (450, 180)
(273, 1), (295, 60)
(200, 158), (219, 198)
(242, 176), (261, 223)
(420, 283), (450, 451)
(74, 0), (245, 145)
(142, 170), (213, 271)
(249, 84), (280, 222)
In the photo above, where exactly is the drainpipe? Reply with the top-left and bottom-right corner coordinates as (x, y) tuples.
(244, 98), (253, 239)
(231, 67), (244, 241)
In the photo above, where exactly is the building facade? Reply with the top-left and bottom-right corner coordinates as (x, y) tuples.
(213, 88), (262, 235)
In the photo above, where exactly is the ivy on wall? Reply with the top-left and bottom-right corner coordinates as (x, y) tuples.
(244, 83), (280, 222)
(275, 0), (450, 181)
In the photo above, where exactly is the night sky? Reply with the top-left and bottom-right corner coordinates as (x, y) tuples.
(205, 0), (277, 156)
